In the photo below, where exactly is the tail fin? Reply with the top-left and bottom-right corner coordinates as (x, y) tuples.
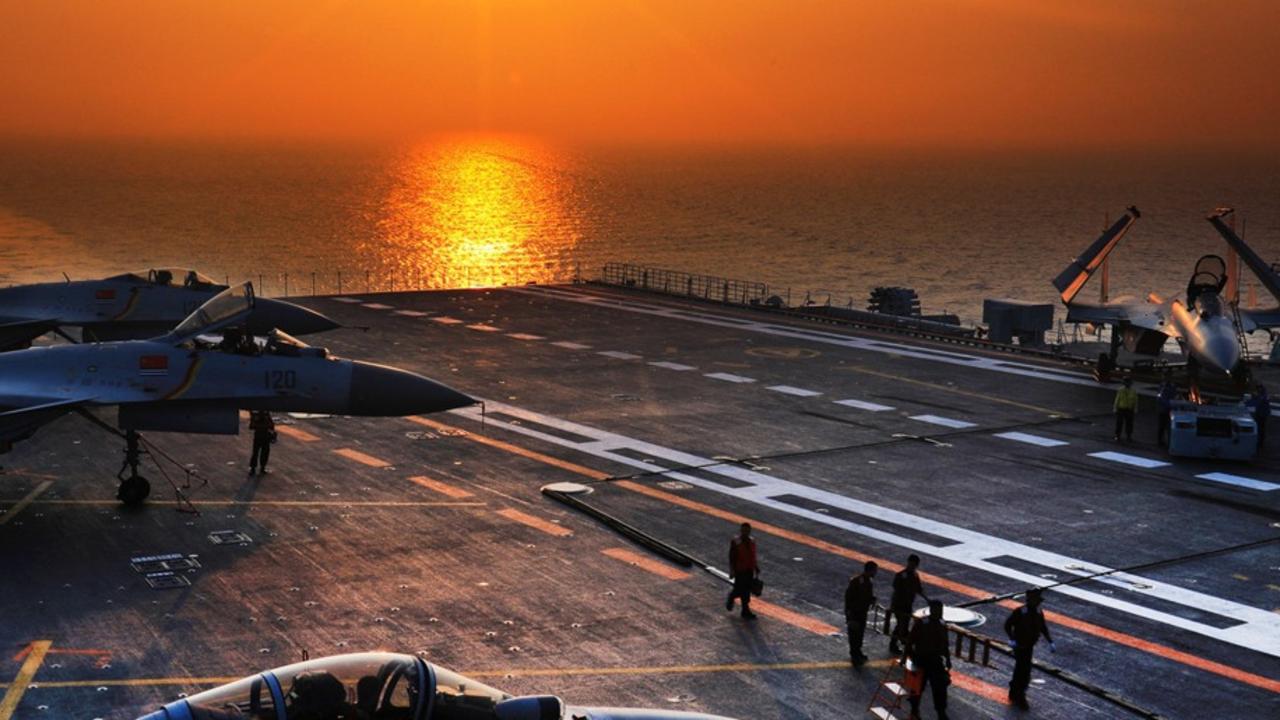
(1207, 207), (1280, 304)
(1052, 206), (1140, 305)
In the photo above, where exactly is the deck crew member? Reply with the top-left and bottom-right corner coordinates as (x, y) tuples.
(1156, 377), (1176, 446)
(844, 561), (877, 665)
(1248, 384), (1270, 446)
(889, 554), (928, 655)
(905, 600), (951, 720)
(1113, 377), (1138, 442)
(248, 410), (276, 475)
(725, 522), (759, 620)
(1004, 588), (1055, 709)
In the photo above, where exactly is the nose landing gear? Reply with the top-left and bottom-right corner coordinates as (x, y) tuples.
(116, 430), (151, 506)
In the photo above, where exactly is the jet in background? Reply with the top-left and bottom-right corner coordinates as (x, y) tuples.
(0, 267), (338, 350)
(0, 283), (475, 504)
(137, 651), (738, 720)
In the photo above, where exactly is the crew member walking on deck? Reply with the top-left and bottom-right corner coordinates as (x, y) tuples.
(1004, 588), (1055, 709)
(1156, 377), (1176, 446)
(1114, 377), (1138, 442)
(248, 410), (276, 475)
(726, 522), (759, 620)
(905, 600), (951, 720)
(844, 561), (877, 665)
(1248, 384), (1270, 447)
(889, 554), (929, 655)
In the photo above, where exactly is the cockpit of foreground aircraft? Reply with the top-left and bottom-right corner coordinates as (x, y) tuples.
(138, 652), (511, 720)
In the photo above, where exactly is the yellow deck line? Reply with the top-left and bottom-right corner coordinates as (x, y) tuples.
(0, 481), (53, 527)
(0, 641), (51, 719)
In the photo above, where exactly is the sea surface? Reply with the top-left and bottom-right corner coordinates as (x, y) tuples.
(1, 137), (1278, 331)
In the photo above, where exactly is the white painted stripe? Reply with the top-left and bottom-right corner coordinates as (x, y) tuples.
(1087, 451), (1170, 469)
(834, 398), (895, 412)
(552, 341), (592, 350)
(648, 361), (697, 371)
(432, 316), (464, 324)
(598, 351), (643, 360)
(393, 309), (429, 317)
(507, 333), (545, 341)
(332, 297), (363, 303)
(1195, 472), (1280, 492)
(767, 385), (822, 397)
(450, 400), (1280, 658)
(993, 432), (1069, 448)
(467, 324), (502, 332)
(909, 414), (976, 429)
(705, 372), (756, 384)
(363, 303), (393, 310)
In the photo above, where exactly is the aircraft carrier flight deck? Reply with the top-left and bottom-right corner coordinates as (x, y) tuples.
(1, 282), (1277, 720)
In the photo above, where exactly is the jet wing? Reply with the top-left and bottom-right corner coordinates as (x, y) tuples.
(0, 398), (89, 451)
(0, 318), (59, 351)
(1065, 301), (1179, 338)
(1053, 206), (1141, 304)
(1207, 208), (1280, 304)
(1242, 308), (1280, 330)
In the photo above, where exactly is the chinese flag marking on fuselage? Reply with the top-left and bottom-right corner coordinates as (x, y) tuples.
(139, 355), (169, 376)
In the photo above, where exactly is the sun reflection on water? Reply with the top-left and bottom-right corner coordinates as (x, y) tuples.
(376, 136), (582, 288)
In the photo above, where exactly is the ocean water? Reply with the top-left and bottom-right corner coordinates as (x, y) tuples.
(1, 137), (1278, 329)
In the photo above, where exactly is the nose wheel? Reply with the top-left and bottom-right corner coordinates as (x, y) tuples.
(116, 430), (152, 506)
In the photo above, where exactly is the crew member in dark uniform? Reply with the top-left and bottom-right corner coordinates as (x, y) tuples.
(889, 554), (928, 655)
(844, 560), (878, 665)
(249, 410), (276, 475)
(1156, 376), (1176, 446)
(905, 600), (951, 720)
(725, 522), (759, 620)
(1004, 588), (1055, 709)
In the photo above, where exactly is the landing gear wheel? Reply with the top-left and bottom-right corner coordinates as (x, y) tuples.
(117, 475), (151, 506)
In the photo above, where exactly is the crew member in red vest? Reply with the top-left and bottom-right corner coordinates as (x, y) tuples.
(725, 522), (759, 620)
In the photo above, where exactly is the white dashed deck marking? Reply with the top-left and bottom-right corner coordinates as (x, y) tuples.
(394, 310), (429, 317)
(705, 372), (756, 384)
(909, 414), (976, 429)
(552, 341), (592, 350)
(332, 297), (363, 303)
(648, 361), (697, 371)
(834, 399), (895, 412)
(507, 333), (545, 341)
(432, 316), (464, 325)
(452, 400), (1280, 659)
(598, 351), (643, 360)
(467, 324), (502, 332)
(1087, 451), (1170, 469)
(993, 432), (1069, 448)
(1195, 472), (1280, 492)
(767, 385), (822, 397)
(363, 303), (393, 310)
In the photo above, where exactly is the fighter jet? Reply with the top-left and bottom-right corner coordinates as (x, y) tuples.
(136, 651), (738, 720)
(1053, 206), (1279, 381)
(0, 267), (338, 350)
(0, 283), (475, 504)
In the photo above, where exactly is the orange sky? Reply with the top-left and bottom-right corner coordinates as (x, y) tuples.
(1, 0), (1278, 148)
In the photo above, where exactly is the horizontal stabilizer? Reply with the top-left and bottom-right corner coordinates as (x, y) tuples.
(1053, 207), (1141, 305)
(1207, 208), (1280, 305)
(0, 318), (59, 352)
(0, 397), (88, 451)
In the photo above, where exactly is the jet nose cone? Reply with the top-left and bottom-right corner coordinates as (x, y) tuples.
(249, 298), (341, 336)
(1200, 328), (1241, 375)
(348, 362), (476, 416)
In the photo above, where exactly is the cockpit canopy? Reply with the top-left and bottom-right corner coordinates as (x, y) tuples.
(170, 283), (255, 342)
(140, 652), (512, 720)
(1187, 254), (1229, 309)
(106, 268), (224, 290)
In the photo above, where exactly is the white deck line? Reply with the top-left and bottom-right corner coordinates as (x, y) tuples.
(363, 303), (393, 310)
(332, 297), (363, 303)
(1195, 472), (1280, 492)
(467, 324), (502, 332)
(432, 317), (464, 324)
(452, 399), (1280, 659)
(551, 341), (592, 350)
(833, 399), (895, 412)
(648, 361), (697, 371)
(766, 385), (822, 397)
(1087, 451), (1170, 469)
(507, 333), (545, 341)
(909, 414), (976, 429)
(993, 432), (1069, 448)
(393, 310), (429, 317)
(598, 351), (643, 360)
(705, 372), (756, 384)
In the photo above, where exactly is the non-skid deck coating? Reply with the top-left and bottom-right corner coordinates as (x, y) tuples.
(1, 283), (1278, 720)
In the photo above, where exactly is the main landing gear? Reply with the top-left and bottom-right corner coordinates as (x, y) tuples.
(116, 430), (151, 506)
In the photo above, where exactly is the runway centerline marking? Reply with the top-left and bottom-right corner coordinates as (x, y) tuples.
(551, 341), (592, 350)
(409, 475), (475, 499)
(332, 448), (392, 468)
(834, 398), (895, 412)
(993, 432), (1069, 448)
(331, 297), (362, 303)
(0, 641), (51, 720)
(507, 333), (544, 341)
(909, 414), (977, 429)
(602, 547), (690, 580)
(0, 480), (53, 526)
(363, 303), (393, 310)
(413, 411), (1280, 693)
(767, 385), (822, 397)
(432, 316), (465, 324)
(467, 324), (502, 332)
(705, 372), (755, 383)
(1195, 472), (1280, 492)
(599, 350), (643, 360)
(649, 361), (697, 371)
(275, 425), (320, 443)
(1087, 451), (1170, 469)
(497, 508), (573, 537)
(394, 309), (429, 317)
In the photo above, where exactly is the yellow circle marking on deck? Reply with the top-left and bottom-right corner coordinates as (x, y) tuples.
(746, 347), (820, 360)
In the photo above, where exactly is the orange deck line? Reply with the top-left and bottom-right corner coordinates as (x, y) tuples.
(749, 599), (840, 636)
(332, 448), (391, 468)
(497, 508), (573, 537)
(414, 418), (1280, 695)
(602, 547), (691, 581)
(409, 475), (474, 499)
(275, 425), (320, 443)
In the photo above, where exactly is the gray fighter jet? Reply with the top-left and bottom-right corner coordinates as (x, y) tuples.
(0, 267), (338, 350)
(1053, 206), (1279, 381)
(0, 283), (475, 504)
(136, 651), (738, 720)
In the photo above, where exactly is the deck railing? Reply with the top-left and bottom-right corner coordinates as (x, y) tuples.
(601, 263), (771, 305)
